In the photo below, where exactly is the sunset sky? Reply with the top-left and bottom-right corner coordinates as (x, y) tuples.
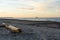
(0, 0), (60, 18)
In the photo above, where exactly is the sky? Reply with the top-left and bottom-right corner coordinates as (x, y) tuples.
(0, 0), (60, 18)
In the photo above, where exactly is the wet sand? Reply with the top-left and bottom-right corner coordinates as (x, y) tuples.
(0, 19), (60, 40)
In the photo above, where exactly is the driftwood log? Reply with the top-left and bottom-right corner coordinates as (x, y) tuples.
(1, 23), (22, 33)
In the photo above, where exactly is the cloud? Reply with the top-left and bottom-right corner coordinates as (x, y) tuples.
(17, 7), (34, 10)
(15, 0), (56, 12)
(56, 6), (60, 12)
(8, 0), (60, 12)
(0, 0), (60, 17)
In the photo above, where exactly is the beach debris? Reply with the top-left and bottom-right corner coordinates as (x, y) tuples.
(0, 23), (6, 27)
(1, 23), (22, 33)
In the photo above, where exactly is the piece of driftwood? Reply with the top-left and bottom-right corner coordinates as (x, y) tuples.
(1, 23), (22, 33)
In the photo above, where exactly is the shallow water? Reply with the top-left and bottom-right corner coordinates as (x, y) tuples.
(18, 18), (60, 22)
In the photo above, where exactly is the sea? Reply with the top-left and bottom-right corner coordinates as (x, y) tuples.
(18, 18), (60, 22)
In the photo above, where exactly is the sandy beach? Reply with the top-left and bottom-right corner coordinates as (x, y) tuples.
(0, 19), (60, 40)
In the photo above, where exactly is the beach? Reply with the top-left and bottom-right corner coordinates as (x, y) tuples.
(0, 18), (60, 40)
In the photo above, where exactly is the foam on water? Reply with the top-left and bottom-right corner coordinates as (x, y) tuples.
(18, 18), (60, 22)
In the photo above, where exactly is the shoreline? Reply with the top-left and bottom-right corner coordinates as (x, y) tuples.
(0, 18), (60, 29)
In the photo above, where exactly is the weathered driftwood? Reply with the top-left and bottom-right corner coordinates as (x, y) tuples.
(1, 23), (22, 33)
(6, 25), (22, 33)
